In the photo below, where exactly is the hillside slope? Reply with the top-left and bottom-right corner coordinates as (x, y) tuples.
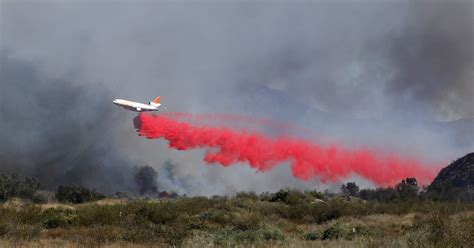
(431, 152), (474, 189)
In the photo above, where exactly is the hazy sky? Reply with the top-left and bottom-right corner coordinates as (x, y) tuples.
(1, 0), (473, 195)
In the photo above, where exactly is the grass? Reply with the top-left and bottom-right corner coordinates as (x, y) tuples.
(0, 194), (472, 247)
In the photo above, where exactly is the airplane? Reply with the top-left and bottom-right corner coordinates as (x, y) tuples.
(113, 96), (162, 112)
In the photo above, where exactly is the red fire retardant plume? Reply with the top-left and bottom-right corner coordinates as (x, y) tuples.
(135, 113), (439, 186)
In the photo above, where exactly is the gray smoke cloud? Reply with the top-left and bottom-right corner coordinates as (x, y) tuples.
(0, 53), (137, 194)
(1, 0), (472, 195)
(385, 1), (474, 120)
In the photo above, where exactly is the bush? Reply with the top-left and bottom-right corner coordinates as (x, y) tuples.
(261, 228), (285, 241)
(411, 210), (450, 246)
(269, 189), (310, 205)
(0, 222), (41, 240)
(43, 215), (69, 229)
(198, 208), (232, 227)
(56, 185), (105, 204)
(310, 199), (346, 224)
(63, 226), (125, 245)
(235, 192), (259, 201)
(424, 212), (449, 245)
(75, 204), (124, 226)
(134, 202), (180, 225)
(322, 223), (346, 240)
(341, 182), (360, 197)
(302, 231), (320, 240)
(40, 208), (75, 229)
(214, 227), (284, 246)
(306, 190), (327, 201)
(231, 211), (262, 231)
(396, 178), (419, 200)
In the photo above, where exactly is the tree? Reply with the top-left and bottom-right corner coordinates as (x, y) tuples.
(341, 182), (360, 197)
(56, 185), (105, 204)
(0, 173), (44, 202)
(396, 177), (419, 200)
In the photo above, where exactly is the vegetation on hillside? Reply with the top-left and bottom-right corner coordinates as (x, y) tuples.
(56, 186), (105, 204)
(0, 173), (44, 203)
(427, 152), (474, 202)
(0, 152), (472, 247)
(0, 192), (472, 247)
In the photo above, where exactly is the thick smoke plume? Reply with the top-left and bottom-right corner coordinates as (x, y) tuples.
(0, 54), (137, 194)
(134, 165), (158, 195)
(135, 113), (439, 186)
(2, 1), (472, 195)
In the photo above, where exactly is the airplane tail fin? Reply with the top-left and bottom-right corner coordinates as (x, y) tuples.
(149, 96), (161, 107)
(152, 96), (161, 104)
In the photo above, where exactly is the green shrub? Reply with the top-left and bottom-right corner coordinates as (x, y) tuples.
(43, 215), (69, 229)
(341, 182), (360, 197)
(322, 223), (346, 240)
(11, 224), (41, 240)
(122, 224), (161, 243)
(40, 208), (75, 229)
(17, 205), (43, 225)
(424, 212), (449, 245)
(177, 197), (215, 214)
(270, 189), (289, 203)
(62, 226), (125, 245)
(261, 228), (285, 241)
(231, 211), (262, 231)
(286, 202), (310, 220)
(76, 205), (123, 226)
(446, 215), (474, 247)
(0, 222), (14, 237)
(0, 222), (41, 240)
(306, 190), (327, 201)
(136, 202), (180, 224)
(302, 231), (320, 240)
(270, 189), (309, 205)
(56, 185), (105, 204)
(411, 210), (451, 246)
(214, 228), (251, 246)
(312, 200), (345, 224)
(214, 227), (284, 246)
(235, 192), (259, 201)
(199, 208), (232, 227)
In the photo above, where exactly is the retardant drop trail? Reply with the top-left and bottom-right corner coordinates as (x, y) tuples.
(134, 113), (440, 186)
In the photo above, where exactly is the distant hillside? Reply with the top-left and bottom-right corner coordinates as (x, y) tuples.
(431, 152), (474, 189)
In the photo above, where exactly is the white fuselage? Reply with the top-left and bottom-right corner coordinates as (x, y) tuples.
(113, 99), (160, 112)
